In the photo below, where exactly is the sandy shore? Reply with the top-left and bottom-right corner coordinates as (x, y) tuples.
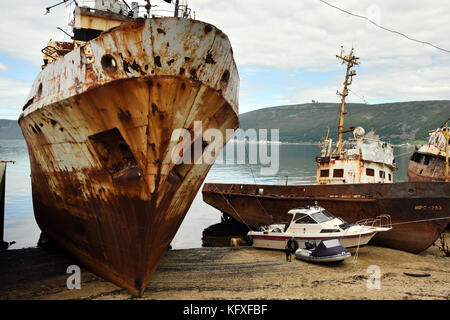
(0, 237), (448, 300)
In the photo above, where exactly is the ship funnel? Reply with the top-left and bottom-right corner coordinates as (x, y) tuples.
(353, 127), (365, 139)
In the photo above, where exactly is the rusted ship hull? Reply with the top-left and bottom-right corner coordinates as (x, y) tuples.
(202, 182), (450, 254)
(19, 18), (239, 296)
(407, 152), (446, 182)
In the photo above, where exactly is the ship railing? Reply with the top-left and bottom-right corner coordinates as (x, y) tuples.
(78, 0), (193, 19)
(41, 46), (65, 61)
(357, 214), (392, 229)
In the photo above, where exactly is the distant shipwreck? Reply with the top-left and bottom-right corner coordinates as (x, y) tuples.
(408, 120), (449, 182)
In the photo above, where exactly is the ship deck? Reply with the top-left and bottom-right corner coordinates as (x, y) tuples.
(0, 235), (448, 300)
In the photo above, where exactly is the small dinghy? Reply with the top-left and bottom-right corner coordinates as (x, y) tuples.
(295, 239), (351, 263)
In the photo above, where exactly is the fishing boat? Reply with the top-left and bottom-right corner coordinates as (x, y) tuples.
(202, 48), (450, 254)
(295, 239), (351, 263)
(246, 204), (391, 250)
(18, 0), (239, 296)
(408, 119), (449, 182)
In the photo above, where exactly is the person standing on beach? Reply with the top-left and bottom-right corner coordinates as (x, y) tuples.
(285, 241), (292, 262)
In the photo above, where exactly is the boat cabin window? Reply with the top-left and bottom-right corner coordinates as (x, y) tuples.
(333, 169), (344, 178)
(320, 169), (329, 177)
(388, 173), (392, 181)
(379, 170), (385, 178)
(311, 210), (335, 223)
(366, 168), (375, 176)
(293, 213), (317, 224)
(411, 153), (422, 163)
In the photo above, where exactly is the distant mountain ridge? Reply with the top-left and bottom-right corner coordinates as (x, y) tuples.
(0, 119), (22, 140)
(1, 100), (448, 143)
(239, 100), (450, 144)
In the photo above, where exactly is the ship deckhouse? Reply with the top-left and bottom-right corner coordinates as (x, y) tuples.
(315, 48), (397, 185)
(316, 128), (396, 184)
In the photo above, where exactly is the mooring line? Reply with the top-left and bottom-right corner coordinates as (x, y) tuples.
(380, 216), (450, 228)
(244, 141), (274, 222)
(352, 230), (364, 263)
(210, 183), (253, 231)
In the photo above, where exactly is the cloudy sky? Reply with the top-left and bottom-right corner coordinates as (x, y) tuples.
(0, 0), (449, 119)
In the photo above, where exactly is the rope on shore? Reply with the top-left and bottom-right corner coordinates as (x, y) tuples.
(352, 229), (364, 262)
(210, 183), (253, 231)
(381, 216), (450, 227)
(245, 142), (274, 221)
(351, 216), (449, 263)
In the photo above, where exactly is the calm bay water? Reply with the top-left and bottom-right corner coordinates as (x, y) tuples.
(0, 139), (413, 250)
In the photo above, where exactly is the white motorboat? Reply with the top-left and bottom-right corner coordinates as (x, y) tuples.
(246, 204), (391, 251)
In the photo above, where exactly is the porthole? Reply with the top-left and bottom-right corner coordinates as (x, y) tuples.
(101, 54), (118, 74)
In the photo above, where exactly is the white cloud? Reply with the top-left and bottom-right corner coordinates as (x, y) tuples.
(0, 0), (449, 114)
(0, 77), (31, 119)
(0, 1), (75, 66)
(188, 0), (450, 104)
(189, 0), (450, 68)
(287, 63), (450, 105)
(0, 63), (7, 73)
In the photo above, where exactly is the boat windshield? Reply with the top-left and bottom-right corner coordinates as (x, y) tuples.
(322, 239), (341, 248)
(311, 210), (336, 223)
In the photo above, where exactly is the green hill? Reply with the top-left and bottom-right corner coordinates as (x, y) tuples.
(0, 119), (22, 140)
(1, 100), (448, 143)
(239, 100), (450, 144)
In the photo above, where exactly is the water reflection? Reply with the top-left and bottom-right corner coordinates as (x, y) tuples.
(0, 139), (414, 250)
(0, 139), (38, 249)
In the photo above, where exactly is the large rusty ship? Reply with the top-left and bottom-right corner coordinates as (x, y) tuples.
(202, 48), (449, 254)
(18, 0), (239, 296)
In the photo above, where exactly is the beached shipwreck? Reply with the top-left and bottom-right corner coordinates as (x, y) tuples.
(18, 1), (238, 296)
(408, 120), (449, 182)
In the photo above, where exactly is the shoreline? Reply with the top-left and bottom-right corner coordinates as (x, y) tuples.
(0, 238), (448, 300)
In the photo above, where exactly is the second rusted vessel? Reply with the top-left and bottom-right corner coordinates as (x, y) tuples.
(202, 48), (449, 254)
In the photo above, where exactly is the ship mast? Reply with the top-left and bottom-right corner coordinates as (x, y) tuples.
(335, 47), (359, 156)
(174, 0), (179, 17)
